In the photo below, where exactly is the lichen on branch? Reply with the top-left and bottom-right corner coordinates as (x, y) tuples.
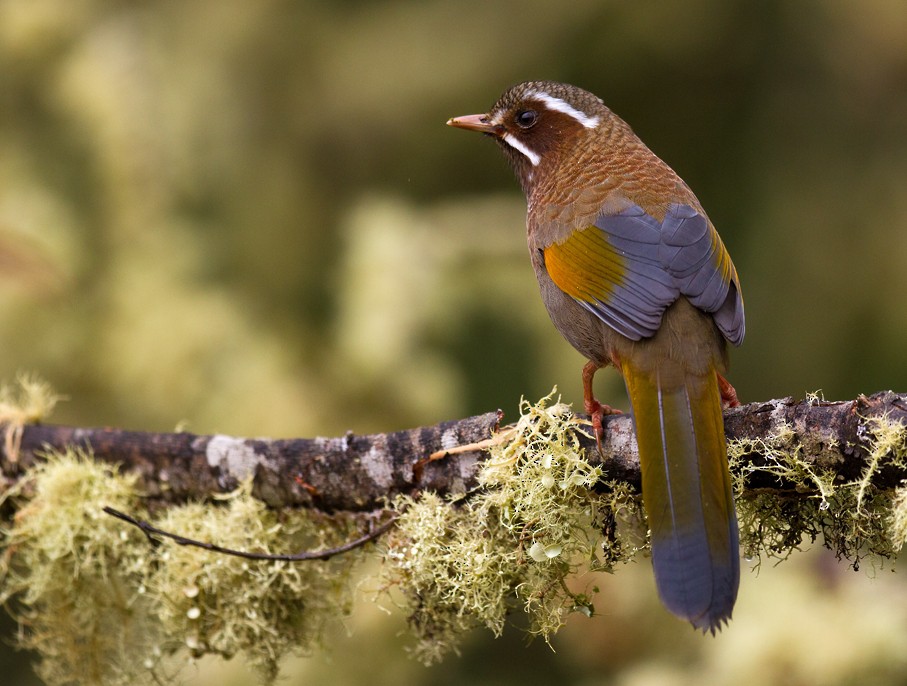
(378, 394), (643, 664)
(377, 394), (907, 663)
(3, 377), (907, 681)
(731, 410), (907, 567)
(0, 450), (363, 686)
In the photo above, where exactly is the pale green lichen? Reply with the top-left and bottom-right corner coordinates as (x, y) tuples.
(0, 373), (63, 463)
(384, 395), (907, 663)
(0, 372), (62, 425)
(147, 483), (359, 683)
(730, 410), (907, 568)
(888, 484), (907, 550)
(0, 451), (360, 685)
(379, 393), (642, 665)
(0, 450), (154, 686)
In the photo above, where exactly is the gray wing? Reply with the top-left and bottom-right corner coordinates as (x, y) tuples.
(581, 203), (745, 344)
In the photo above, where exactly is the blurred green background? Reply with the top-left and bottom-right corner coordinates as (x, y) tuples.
(2, 0), (907, 684)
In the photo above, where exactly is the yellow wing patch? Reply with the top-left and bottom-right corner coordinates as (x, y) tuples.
(543, 226), (626, 305)
(708, 223), (742, 298)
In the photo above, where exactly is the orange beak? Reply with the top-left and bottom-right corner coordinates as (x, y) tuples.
(446, 114), (502, 136)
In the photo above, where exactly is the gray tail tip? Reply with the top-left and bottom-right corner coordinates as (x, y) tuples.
(691, 612), (733, 636)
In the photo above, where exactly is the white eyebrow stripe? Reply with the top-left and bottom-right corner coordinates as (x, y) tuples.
(502, 133), (541, 166)
(526, 90), (600, 129)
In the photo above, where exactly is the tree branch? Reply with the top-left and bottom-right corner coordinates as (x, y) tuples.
(2, 391), (906, 511)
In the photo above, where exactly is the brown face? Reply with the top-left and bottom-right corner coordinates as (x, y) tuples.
(448, 81), (605, 192)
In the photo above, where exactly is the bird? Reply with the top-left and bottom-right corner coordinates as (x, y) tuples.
(447, 81), (744, 633)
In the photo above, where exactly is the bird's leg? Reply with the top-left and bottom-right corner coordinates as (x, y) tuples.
(717, 373), (740, 408)
(582, 360), (622, 451)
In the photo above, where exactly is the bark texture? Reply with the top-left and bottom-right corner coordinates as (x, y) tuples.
(2, 392), (905, 511)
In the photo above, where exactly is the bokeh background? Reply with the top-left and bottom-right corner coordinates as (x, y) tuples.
(2, 1), (907, 684)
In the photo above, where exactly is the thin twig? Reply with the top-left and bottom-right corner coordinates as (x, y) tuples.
(413, 426), (518, 482)
(102, 506), (397, 562)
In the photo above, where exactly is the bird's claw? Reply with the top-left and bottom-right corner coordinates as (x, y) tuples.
(584, 397), (622, 453)
(717, 374), (740, 408)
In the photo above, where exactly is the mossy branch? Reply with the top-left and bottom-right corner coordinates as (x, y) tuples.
(3, 391), (907, 509)
(2, 383), (907, 683)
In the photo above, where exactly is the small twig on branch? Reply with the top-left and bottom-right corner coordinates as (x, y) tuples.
(102, 506), (397, 561)
(412, 426), (518, 483)
(2, 392), (907, 512)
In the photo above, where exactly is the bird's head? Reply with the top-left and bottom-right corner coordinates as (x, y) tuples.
(448, 81), (612, 193)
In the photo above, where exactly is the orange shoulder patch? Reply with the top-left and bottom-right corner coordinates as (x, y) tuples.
(543, 226), (627, 304)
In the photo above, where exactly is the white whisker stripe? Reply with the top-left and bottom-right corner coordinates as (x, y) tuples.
(502, 133), (541, 166)
(527, 91), (600, 129)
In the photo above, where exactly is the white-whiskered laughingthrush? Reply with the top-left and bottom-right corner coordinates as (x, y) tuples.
(448, 81), (744, 633)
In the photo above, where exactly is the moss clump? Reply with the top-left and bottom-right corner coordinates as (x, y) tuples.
(0, 373), (62, 462)
(0, 450), (153, 686)
(379, 393), (642, 664)
(730, 411), (907, 568)
(148, 484), (358, 682)
(888, 484), (907, 550)
(0, 373), (61, 426)
(0, 452), (360, 685)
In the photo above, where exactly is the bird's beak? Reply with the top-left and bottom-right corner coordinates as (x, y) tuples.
(447, 113), (501, 136)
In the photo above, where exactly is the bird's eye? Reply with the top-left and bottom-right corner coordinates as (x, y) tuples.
(515, 109), (538, 129)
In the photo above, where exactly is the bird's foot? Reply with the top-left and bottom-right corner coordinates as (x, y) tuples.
(582, 359), (622, 452)
(718, 374), (740, 408)
(584, 397), (622, 452)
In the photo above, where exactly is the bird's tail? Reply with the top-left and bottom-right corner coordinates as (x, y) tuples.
(622, 357), (739, 633)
